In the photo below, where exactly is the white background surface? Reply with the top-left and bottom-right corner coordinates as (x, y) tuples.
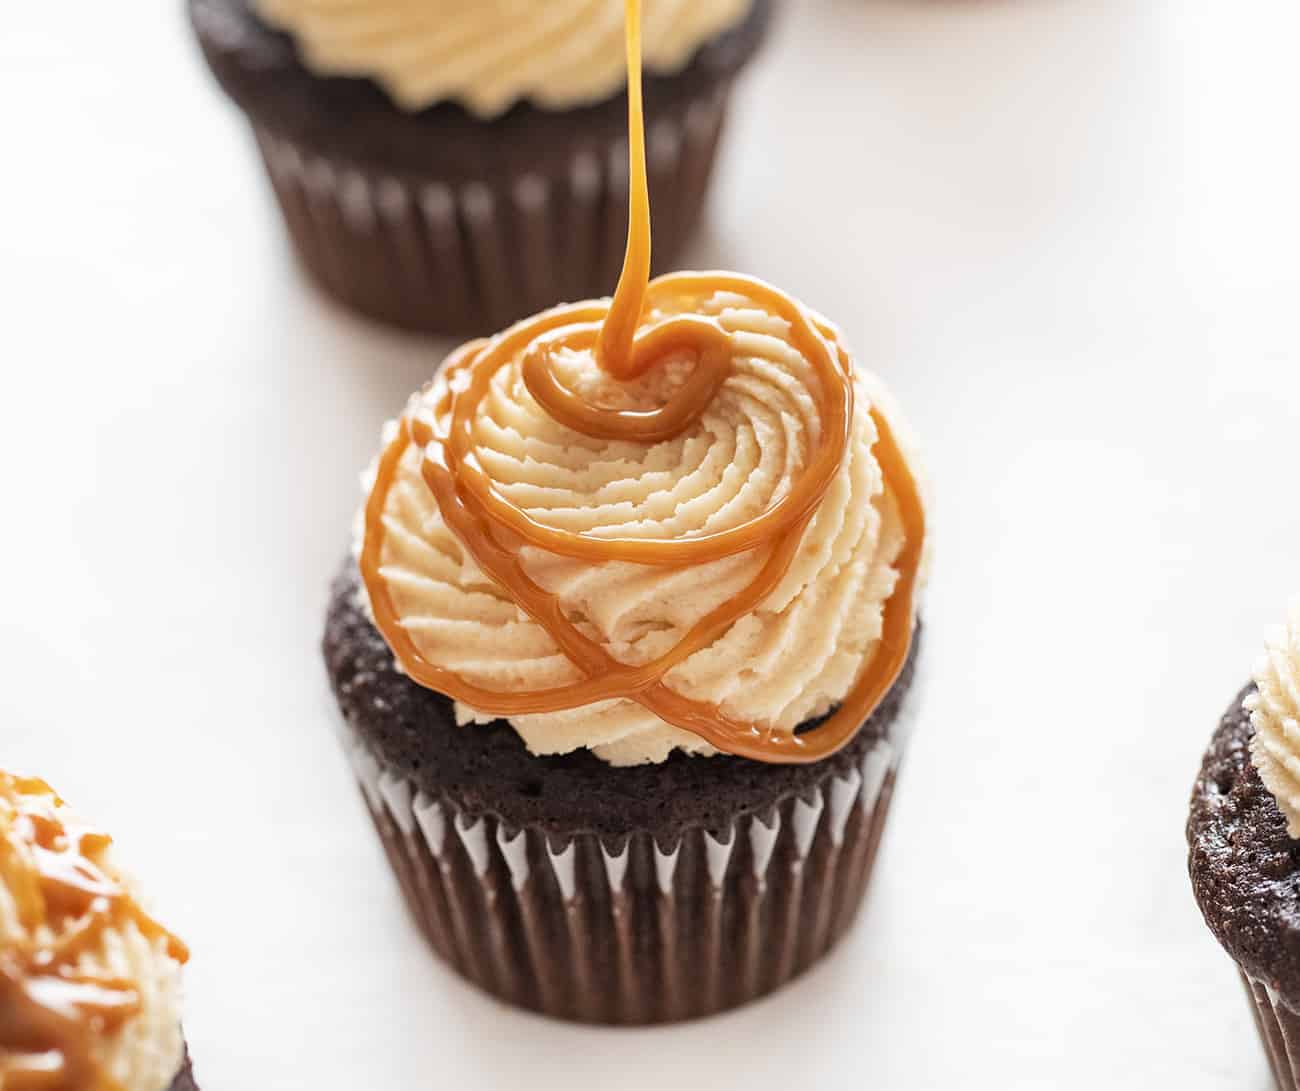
(2, 0), (1297, 1087)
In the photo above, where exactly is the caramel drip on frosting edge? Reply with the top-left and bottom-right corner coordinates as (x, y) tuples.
(0, 772), (188, 1091)
(359, 0), (925, 764)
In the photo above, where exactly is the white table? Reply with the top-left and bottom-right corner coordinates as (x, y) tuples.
(3, 1), (1296, 1087)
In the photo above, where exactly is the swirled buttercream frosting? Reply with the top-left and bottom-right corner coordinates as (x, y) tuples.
(252, 0), (755, 116)
(0, 772), (188, 1091)
(358, 284), (926, 766)
(1247, 600), (1300, 838)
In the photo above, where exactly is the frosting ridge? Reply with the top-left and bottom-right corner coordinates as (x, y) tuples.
(252, 0), (755, 116)
(1248, 599), (1300, 838)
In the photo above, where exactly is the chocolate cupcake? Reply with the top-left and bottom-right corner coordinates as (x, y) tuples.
(187, 0), (773, 336)
(322, 0), (929, 1023)
(1188, 601), (1300, 1087)
(326, 301), (928, 1021)
(0, 771), (198, 1090)
(326, 283), (931, 1021)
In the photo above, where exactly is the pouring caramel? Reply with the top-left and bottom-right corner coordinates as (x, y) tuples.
(361, 0), (925, 764)
(0, 772), (188, 1091)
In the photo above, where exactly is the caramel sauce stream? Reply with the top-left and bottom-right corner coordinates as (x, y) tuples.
(0, 773), (188, 1091)
(360, 0), (925, 763)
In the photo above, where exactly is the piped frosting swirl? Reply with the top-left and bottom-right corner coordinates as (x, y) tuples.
(1248, 600), (1300, 838)
(252, 0), (755, 117)
(360, 283), (924, 765)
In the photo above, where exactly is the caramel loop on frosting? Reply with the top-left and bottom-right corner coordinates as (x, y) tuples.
(0, 772), (187, 1091)
(522, 316), (732, 442)
(1247, 599), (1300, 838)
(252, 0), (756, 117)
(438, 277), (853, 566)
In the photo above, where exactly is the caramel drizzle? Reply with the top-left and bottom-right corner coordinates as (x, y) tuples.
(360, 0), (926, 764)
(0, 772), (188, 1091)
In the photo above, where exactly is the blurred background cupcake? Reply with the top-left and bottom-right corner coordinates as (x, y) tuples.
(188, 0), (774, 336)
(0, 770), (198, 1091)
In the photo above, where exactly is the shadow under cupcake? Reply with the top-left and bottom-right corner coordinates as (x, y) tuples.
(187, 0), (773, 336)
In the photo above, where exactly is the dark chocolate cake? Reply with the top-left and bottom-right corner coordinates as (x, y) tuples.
(1188, 685), (1300, 1002)
(1188, 685), (1300, 1089)
(325, 558), (920, 840)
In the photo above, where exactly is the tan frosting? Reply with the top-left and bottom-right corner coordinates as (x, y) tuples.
(252, 0), (754, 116)
(360, 288), (925, 765)
(1247, 599), (1300, 837)
(0, 779), (185, 1091)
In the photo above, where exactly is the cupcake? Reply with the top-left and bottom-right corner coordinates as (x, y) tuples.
(322, 0), (929, 1024)
(1188, 600), (1300, 1087)
(324, 293), (928, 1021)
(0, 771), (197, 1090)
(187, 0), (773, 336)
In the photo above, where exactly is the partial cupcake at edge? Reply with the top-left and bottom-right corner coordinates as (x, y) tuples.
(0, 771), (197, 1091)
(321, 0), (930, 1025)
(187, 0), (773, 336)
(1188, 600), (1300, 1088)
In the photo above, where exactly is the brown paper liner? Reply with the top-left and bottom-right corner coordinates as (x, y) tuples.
(344, 728), (904, 1024)
(1242, 973), (1300, 1089)
(345, 722), (904, 1024)
(249, 83), (730, 337)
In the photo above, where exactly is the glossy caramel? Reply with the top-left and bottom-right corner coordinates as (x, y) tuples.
(360, 0), (925, 763)
(0, 773), (188, 1091)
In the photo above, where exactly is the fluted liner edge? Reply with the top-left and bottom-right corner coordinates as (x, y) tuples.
(343, 727), (902, 1024)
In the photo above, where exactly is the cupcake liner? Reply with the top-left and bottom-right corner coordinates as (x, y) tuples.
(341, 721), (907, 1024)
(1242, 973), (1300, 1089)
(249, 82), (730, 337)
